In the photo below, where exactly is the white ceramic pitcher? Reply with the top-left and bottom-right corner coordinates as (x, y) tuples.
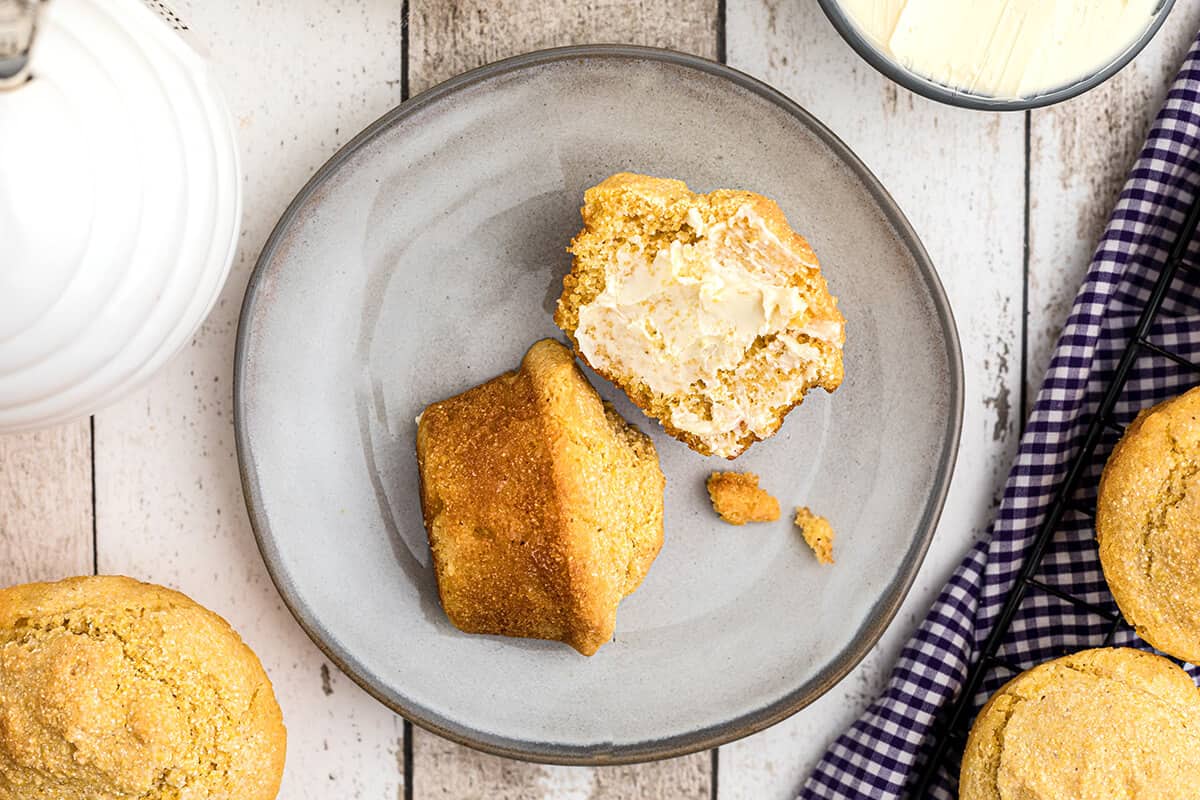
(0, 0), (240, 432)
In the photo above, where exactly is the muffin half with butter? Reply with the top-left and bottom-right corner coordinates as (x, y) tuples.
(0, 575), (286, 800)
(555, 173), (845, 459)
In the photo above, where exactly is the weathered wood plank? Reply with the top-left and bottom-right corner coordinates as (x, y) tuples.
(407, 0), (717, 795)
(93, 2), (408, 798)
(414, 734), (710, 800)
(409, 0), (719, 94)
(1026, 4), (1200, 399)
(721, 1), (1026, 797)
(0, 422), (93, 585)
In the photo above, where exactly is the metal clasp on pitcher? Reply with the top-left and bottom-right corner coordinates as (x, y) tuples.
(0, 0), (46, 90)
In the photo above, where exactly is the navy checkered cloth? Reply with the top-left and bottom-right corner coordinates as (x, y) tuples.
(801, 33), (1200, 800)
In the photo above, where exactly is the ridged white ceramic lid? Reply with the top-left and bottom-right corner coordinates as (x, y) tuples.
(0, 0), (240, 431)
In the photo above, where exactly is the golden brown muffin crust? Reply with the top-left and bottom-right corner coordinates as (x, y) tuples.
(794, 507), (834, 564)
(416, 339), (665, 656)
(706, 472), (781, 525)
(0, 575), (286, 800)
(960, 648), (1200, 800)
(1096, 386), (1200, 663)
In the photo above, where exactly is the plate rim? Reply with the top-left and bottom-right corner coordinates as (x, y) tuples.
(234, 43), (965, 766)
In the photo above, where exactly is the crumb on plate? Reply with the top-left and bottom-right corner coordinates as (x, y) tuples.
(795, 506), (834, 564)
(706, 472), (780, 525)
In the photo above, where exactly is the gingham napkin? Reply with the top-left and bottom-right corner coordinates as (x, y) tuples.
(801, 33), (1200, 800)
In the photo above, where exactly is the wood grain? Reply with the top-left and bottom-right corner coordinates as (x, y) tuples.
(0, 422), (93, 585)
(92, 2), (408, 798)
(409, 0), (719, 94)
(721, 1), (1026, 797)
(407, 0), (717, 795)
(414, 734), (710, 800)
(1026, 4), (1200, 400)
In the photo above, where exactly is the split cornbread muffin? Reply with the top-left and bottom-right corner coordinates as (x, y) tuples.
(416, 339), (665, 656)
(555, 173), (845, 459)
(0, 575), (286, 800)
(959, 647), (1200, 799)
(1097, 386), (1200, 664)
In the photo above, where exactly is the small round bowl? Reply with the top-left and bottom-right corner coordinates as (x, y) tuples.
(817, 0), (1176, 111)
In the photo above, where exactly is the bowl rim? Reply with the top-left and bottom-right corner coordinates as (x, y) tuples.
(816, 0), (1177, 111)
(234, 43), (965, 766)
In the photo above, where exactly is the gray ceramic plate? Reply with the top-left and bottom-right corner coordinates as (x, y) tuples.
(235, 45), (962, 765)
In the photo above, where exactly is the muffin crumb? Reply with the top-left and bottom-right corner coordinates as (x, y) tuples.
(706, 472), (780, 524)
(795, 506), (834, 564)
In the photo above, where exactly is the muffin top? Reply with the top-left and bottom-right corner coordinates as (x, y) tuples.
(0, 575), (286, 800)
(555, 172), (844, 459)
(1097, 386), (1200, 663)
(960, 648), (1200, 800)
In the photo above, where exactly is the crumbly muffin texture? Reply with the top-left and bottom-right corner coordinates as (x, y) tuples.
(1097, 386), (1200, 664)
(416, 339), (665, 656)
(0, 576), (286, 800)
(706, 472), (780, 525)
(555, 173), (845, 459)
(960, 648), (1200, 800)
(794, 507), (834, 565)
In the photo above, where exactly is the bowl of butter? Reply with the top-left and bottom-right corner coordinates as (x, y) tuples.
(820, 0), (1175, 110)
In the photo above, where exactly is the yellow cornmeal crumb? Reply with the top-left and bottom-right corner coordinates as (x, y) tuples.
(794, 506), (834, 564)
(706, 472), (780, 525)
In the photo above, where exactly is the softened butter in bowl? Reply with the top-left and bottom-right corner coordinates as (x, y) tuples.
(830, 0), (1168, 108)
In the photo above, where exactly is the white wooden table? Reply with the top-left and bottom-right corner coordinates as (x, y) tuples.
(3, 2), (1199, 797)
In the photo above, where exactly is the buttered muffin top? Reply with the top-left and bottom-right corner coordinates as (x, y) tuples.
(0, 576), (286, 800)
(556, 173), (844, 459)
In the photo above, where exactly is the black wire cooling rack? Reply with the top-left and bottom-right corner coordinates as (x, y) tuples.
(910, 183), (1200, 798)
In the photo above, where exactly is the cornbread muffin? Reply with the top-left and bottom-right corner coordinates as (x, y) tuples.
(555, 173), (845, 459)
(706, 472), (780, 524)
(416, 339), (665, 656)
(960, 648), (1200, 800)
(1096, 386), (1200, 663)
(0, 576), (286, 800)
(794, 507), (834, 564)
